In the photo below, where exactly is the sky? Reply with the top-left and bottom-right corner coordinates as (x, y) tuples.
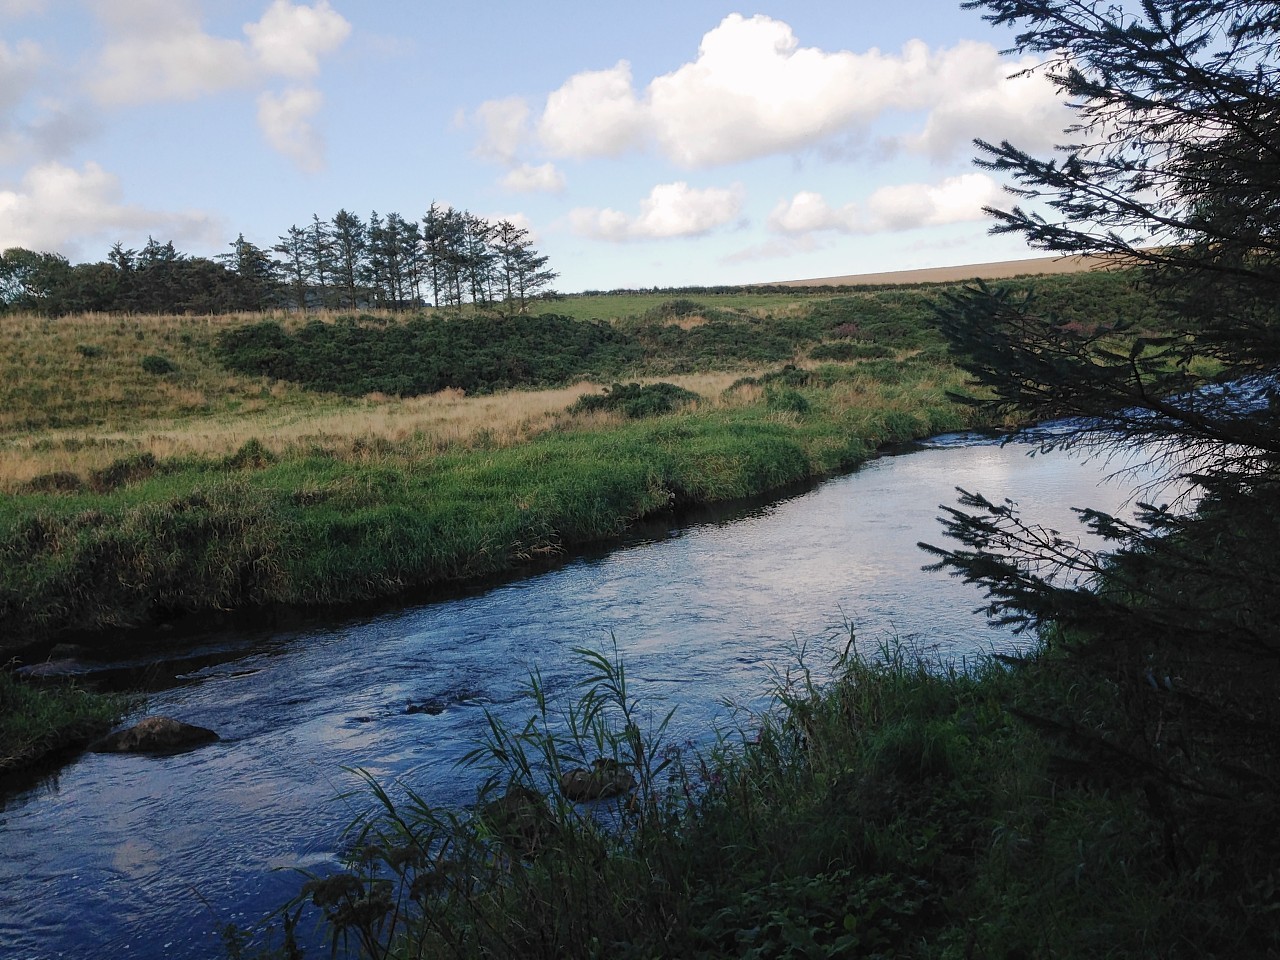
(0, 1), (1074, 292)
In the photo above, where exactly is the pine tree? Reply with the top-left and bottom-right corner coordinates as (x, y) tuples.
(924, 0), (1280, 866)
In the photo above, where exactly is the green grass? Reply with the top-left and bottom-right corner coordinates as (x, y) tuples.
(0, 361), (972, 644)
(231, 633), (1274, 959)
(0, 670), (129, 772)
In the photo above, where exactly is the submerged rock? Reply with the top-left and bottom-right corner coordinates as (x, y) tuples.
(90, 716), (219, 754)
(404, 698), (447, 716)
(559, 758), (636, 802)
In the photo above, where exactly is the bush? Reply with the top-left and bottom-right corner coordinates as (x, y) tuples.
(23, 471), (84, 494)
(88, 452), (159, 492)
(765, 386), (811, 415)
(809, 341), (892, 361)
(570, 382), (700, 418)
(140, 354), (176, 375)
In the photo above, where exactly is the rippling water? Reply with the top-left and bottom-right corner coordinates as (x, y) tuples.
(0, 431), (1177, 959)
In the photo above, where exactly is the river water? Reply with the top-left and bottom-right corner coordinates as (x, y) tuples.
(0, 429), (1177, 959)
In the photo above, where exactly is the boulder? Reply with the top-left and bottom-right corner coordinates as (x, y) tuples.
(90, 716), (219, 754)
(559, 758), (636, 802)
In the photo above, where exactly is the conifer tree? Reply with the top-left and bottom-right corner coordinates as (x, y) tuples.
(924, 0), (1280, 849)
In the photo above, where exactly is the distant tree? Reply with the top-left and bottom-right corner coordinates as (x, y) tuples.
(0, 247), (73, 313)
(331, 209), (368, 309)
(219, 233), (280, 312)
(274, 225), (312, 312)
(462, 212), (496, 308)
(492, 220), (558, 315)
(308, 214), (336, 309)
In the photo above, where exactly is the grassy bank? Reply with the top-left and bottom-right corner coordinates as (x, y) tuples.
(235, 633), (1275, 959)
(0, 359), (971, 646)
(0, 669), (129, 773)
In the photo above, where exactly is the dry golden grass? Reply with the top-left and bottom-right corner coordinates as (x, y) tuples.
(0, 360), (761, 491)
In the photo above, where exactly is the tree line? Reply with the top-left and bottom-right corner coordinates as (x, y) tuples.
(0, 206), (557, 317)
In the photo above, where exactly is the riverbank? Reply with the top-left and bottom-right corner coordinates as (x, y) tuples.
(246, 633), (1275, 959)
(0, 360), (973, 654)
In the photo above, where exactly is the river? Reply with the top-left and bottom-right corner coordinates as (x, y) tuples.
(0, 428), (1178, 959)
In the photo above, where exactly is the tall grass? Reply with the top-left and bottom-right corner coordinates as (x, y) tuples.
(236, 633), (1265, 959)
(0, 669), (130, 771)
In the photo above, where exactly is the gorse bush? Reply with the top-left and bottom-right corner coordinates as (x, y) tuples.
(569, 382), (700, 418)
(217, 314), (642, 396)
(140, 354), (176, 375)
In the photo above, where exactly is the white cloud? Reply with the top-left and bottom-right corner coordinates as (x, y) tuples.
(0, 160), (218, 256)
(257, 87), (325, 172)
(0, 38), (43, 123)
(500, 162), (565, 194)
(769, 173), (1004, 235)
(570, 181), (744, 241)
(480, 14), (1068, 171)
(91, 0), (252, 104)
(538, 60), (649, 158)
(890, 40), (1070, 159)
(84, 1), (350, 170)
(90, 0), (350, 104)
(245, 0), (350, 78)
(473, 96), (532, 164)
(647, 15), (927, 168)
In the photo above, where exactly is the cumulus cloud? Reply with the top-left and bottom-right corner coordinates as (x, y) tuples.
(0, 160), (219, 256)
(84, 1), (350, 170)
(473, 96), (532, 164)
(476, 14), (1068, 170)
(91, 0), (252, 103)
(769, 173), (1004, 235)
(257, 87), (325, 172)
(0, 38), (45, 114)
(500, 162), (565, 194)
(91, 0), (350, 104)
(245, 0), (351, 78)
(889, 40), (1069, 159)
(570, 181), (744, 242)
(538, 61), (648, 159)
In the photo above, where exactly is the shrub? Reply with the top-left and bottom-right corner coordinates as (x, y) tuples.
(140, 354), (176, 375)
(570, 382), (700, 418)
(809, 341), (892, 361)
(75, 344), (103, 359)
(23, 471), (85, 493)
(765, 386), (811, 415)
(88, 452), (159, 492)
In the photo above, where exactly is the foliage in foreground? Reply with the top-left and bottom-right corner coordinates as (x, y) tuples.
(234, 633), (1279, 959)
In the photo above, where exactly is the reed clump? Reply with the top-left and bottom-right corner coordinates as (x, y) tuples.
(235, 632), (1267, 959)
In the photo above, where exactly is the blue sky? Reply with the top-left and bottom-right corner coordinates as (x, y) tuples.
(0, 1), (1071, 291)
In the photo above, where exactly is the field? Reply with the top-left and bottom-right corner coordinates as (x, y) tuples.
(0, 266), (1165, 652)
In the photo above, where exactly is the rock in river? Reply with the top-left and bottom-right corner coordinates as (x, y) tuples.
(559, 758), (635, 801)
(90, 716), (220, 755)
